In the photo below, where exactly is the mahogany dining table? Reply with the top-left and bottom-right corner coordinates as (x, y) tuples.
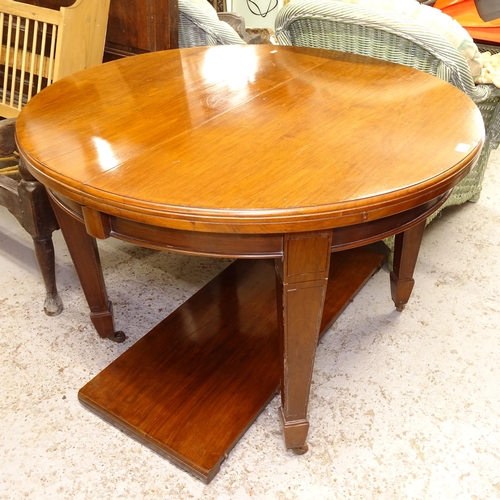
(15, 45), (483, 482)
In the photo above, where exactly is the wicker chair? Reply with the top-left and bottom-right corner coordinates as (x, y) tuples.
(178, 0), (247, 47)
(275, 0), (500, 225)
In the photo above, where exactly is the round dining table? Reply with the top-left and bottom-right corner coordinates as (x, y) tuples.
(15, 44), (483, 482)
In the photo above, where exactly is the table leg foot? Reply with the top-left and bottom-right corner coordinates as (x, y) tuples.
(279, 407), (310, 452)
(293, 444), (309, 455)
(89, 300), (126, 342)
(110, 331), (127, 343)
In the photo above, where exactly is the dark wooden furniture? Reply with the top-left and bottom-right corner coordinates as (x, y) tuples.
(104, 0), (178, 60)
(16, 0), (179, 59)
(16, 46), (483, 482)
(0, 118), (62, 315)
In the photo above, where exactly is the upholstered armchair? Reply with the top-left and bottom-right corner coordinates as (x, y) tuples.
(275, 0), (500, 224)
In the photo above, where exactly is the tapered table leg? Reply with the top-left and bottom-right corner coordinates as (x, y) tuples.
(390, 220), (426, 311)
(50, 198), (125, 342)
(275, 231), (332, 454)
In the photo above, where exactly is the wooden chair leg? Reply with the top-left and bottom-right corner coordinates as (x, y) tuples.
(17, 157), (63, 315)
(32, 235), (63, 316)
(0, 119), (61, 315)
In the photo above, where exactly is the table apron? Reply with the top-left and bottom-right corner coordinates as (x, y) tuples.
(49, 190), (450, 259)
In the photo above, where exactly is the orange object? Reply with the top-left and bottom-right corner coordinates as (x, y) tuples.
(434, 0), (500, 44)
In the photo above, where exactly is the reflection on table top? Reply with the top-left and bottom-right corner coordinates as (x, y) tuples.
(16, 45), (484, 234)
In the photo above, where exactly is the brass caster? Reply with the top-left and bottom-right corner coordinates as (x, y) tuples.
(292, 444), (309, 455)
(109, 330), (127, 343)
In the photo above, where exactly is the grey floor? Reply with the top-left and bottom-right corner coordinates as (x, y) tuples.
(1, 149), (500, 500)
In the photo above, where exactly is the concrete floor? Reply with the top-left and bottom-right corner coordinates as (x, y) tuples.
(1, 149), (499, 500)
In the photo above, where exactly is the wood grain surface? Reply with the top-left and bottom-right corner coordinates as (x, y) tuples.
(16, 45), (484, 234)
(79, 246), (386, 483)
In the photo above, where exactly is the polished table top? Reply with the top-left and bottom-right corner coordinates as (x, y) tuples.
(14, 45), (485, 481)
(16, 45), (483, 236)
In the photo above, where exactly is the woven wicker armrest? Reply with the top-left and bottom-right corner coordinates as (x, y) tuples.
(276, 1), (497, 101)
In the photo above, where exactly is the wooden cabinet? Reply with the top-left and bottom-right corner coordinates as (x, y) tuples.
(105, 0), (178, 60)
(16, 0), (179, 61)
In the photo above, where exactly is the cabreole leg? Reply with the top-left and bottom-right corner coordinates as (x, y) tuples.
(17, 156), (63, 316)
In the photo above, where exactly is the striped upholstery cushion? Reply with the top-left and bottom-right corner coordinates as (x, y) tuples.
(292, 0), (483, 76)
